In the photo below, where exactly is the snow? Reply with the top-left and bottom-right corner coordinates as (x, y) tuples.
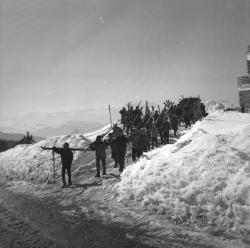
(0, 123), (112, 183)
(1, 108), (250, 243)
(117, 111), (250, 234)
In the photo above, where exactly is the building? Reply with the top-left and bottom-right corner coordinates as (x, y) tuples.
(238, 46), (250, 112)
(15, 131), (35, 146)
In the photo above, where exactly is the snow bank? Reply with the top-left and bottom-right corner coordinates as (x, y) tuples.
(0, 134), (90, 183)
(0, 122), (113, 183)
(117, 112), (250, 233)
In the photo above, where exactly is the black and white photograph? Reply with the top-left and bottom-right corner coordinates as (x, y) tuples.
(0, 0), (250, 247)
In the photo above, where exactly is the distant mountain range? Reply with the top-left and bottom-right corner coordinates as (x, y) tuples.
(0, 107), (121, 138)
(0, 131), (44, 142)
(33, 121), (103, 138)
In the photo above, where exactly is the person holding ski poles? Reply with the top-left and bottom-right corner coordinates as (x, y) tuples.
(41, 142), (86, 188)
(53, 142), (73, 188)
(112, 128), (129, 172)
(41, 142), (73, 188)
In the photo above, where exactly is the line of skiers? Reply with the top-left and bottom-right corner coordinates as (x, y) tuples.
(119, 98), (207, 137)
(119, 101), (179, 144)
(88, 116), (177, 178)
(47, 99), (207, 186)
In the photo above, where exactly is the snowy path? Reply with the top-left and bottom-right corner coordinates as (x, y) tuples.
(0, 181), (222, 248)
(0, 186), (153, 248)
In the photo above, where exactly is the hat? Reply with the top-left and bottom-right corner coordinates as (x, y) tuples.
(63, 142), (69, 149)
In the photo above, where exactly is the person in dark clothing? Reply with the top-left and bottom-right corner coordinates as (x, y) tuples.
(107, 132), (118, 168)
(241, 103), (245, 113)
(130, 128), (139, 162)
(112, 129), (129, 172)
(183, 114), (191, 129)
(150, 123), (158, 148)
(134, 105), (142, 118)
(136, 128), (149, 158)
(161, 118), (171, 144)
(134, 115), (143, 129)
(170, 115), (179, 137)
(53, 142), (73, 188)
(145, 117), (153, 151)
(119, 107), (127, 130)
(89, 135), (108, 178)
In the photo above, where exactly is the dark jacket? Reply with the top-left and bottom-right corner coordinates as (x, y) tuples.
(113, 135), (128, 152)
(130, 130), (139, 147)
(53, 148), (73, 167)
(89, 140), (108, 159)
(170, 116), (178, 130)
(161, 120), (171, 131)
(150, 125), (158, 138)
(135, 130), (149, 151)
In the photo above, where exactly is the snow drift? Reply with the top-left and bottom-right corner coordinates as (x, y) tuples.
(117, 111), (250, 233)
(0, 124), (112, 183)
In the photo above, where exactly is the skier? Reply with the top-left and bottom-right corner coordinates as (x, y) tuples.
(52, 142), (74, 188)
(153, 110), (159, 121)
(161, 118), (171, 144)
(150, 123), (158, 149)
(183, 113), (191, 129)
(112, 129), (129, 172)
(41, 143), (86, 187)
(89, 135), (108, 178)
(119, 107), (127, 130)
(136, 128), (149, 158)
(130, 128), (139, 162)
(107, 132), (118, 168)
(170, 114), (179, 137)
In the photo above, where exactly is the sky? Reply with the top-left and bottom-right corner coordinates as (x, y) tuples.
(0, 0), (250, 118)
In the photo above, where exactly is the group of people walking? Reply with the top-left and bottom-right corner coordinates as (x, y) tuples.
(89, 126), (128, 178)
(119, 101), (179, 146)
(89, 110), (177, 179)
(49, 99), (206, 187)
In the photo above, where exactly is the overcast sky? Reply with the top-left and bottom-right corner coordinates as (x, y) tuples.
(1, 0), (250, 118)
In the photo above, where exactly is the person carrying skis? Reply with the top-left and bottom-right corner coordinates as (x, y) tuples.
(150, 122), (159, 149)
(129, 128), (139, 162)
(88, 135), (108, 178)
(52, 142), (73, 188)
(107, 132), (118, 168)
(112, 128), (129, 172)
(161, 117), (171, 144)
(136, 128), (149, 158)
(119, 107), (127, 130)
(41, 143), (87, 187)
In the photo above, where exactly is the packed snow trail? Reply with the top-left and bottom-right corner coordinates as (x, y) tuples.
(0, 186), (154, 248)
(0, 179), (220, 248)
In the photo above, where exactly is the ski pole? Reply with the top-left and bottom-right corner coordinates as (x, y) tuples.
(108, 104), (113, 128)
(52, 150), (56, 184)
